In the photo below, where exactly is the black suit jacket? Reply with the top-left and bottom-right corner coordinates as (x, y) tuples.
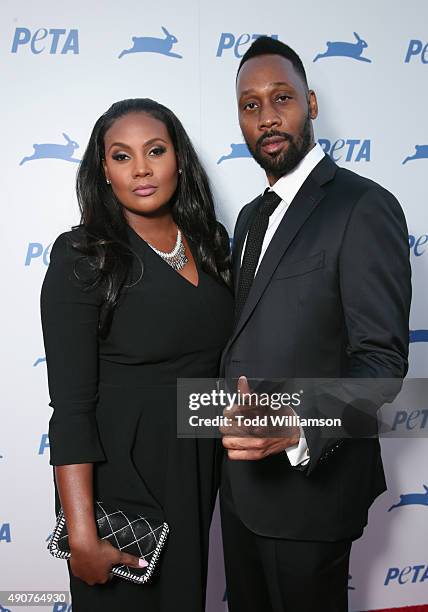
(220, 155), (411, 541)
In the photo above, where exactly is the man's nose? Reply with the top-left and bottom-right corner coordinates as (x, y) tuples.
(258, 104), (282, 131)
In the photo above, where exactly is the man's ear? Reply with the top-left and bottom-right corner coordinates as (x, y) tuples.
(308, 90), (318, 120)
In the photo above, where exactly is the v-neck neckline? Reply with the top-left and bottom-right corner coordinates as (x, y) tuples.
(127, 225), (200, 289)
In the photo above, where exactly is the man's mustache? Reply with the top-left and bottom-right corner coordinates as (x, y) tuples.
(255, 131), (293, 152)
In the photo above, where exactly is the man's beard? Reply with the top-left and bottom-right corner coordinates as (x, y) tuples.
(245, 114), (312, 179)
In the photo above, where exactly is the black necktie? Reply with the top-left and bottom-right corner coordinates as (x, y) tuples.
(235, 189), (282, 321)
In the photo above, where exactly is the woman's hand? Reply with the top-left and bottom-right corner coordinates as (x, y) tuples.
(70, 537), (147, 585)
(54, 464), (147, 585)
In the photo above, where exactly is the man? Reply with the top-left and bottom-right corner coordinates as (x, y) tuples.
(219, 37), (411, 612)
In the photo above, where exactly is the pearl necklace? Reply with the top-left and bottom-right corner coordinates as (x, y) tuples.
(147, 228), (189, 271)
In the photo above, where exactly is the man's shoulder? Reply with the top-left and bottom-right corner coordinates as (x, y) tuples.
(234, 194), (261, 230)
(333, 165), (392, 199)
(330, 165), (405, 225)
(242, 193), (261, 211)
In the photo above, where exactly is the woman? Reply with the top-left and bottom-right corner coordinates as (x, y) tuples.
(41, 98), (233, 611)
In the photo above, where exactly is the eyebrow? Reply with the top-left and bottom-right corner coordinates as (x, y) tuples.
(239, 82), (295, 97)
(107, 137), (168, 151)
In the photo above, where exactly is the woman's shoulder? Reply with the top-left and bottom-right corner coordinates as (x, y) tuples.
(50, 226), (89, 263)
(44, 227), (102, 302)
(48, 227), (99, 286)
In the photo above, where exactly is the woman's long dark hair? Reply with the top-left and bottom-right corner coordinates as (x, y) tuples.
(73, 98), (231, 335)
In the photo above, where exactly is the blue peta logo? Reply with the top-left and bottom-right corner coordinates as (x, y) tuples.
(39, 434), (49, 456)
(25, 242), (52, 266)
(52, 605), (72, 612)
(20, 133), (80, 166)
(318, 138), (370, 162)
(391, 405), (428, 431)
(11, 28), (78, 54)
(34, 356), (46, 367)
(216, 33), (278, 58)
(313, 32), (371, 63)
(385, 564), (428, 586)
(119, 27), (182, 59)
(402, 144), (428, 164)
(217, 139), (370, 164)
(388, 485), (428, 511)
(409, 234), (427, 256)
(0, 604), (12, 612)
(405, 40), (428, 63)
(0, 523), (11, 543)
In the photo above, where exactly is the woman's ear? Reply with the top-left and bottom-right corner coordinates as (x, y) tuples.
(102, 158), (110, 184)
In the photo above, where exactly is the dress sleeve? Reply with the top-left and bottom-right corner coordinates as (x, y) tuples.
(40, 231), (106, 465)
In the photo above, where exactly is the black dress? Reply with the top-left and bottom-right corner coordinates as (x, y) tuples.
(41, 226), (233, 612)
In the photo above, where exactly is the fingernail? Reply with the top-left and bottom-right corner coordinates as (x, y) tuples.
(139, 558), (148, 568)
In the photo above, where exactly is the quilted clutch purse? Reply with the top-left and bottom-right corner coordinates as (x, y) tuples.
(48, 501), (169, 584)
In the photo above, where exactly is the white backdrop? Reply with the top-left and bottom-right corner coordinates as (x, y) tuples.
(1, 1), (427, 611)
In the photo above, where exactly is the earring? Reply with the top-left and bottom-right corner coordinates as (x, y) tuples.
(106, 178), (111, 184)
(178, 169), (182, 175)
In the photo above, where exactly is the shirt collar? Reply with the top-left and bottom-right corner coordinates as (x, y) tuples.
(267, 142), (325, 205)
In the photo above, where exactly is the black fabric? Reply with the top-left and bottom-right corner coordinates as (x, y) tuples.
(41, 226), (234, 611)
(220, 466), (351, 612)
(235, 189), (281, 321)
(220, 155), (411, 540)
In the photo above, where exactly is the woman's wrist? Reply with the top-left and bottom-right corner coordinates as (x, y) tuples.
(69, 534), (100, 552)
(69, 524), (99, 551)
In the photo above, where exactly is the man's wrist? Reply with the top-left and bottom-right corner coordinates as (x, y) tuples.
(284, 424), (310, 466)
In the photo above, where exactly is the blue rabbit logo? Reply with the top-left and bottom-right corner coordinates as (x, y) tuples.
(313, 32), (371, 63)
(217, 143), (251, 164)
(119, 26), (182, 59)
(403, 144), (428, 164)
(20, 133), (80, 165)
(388, 485), (428, 511)
(33, 356), (46, 367)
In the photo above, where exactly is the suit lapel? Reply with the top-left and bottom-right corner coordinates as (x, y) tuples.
(232, 199), (260, 297)
(220, 197), (261, 373)
(230, 155), (337, 345)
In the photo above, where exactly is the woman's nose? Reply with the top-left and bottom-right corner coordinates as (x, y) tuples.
(132, 158), (152, 178)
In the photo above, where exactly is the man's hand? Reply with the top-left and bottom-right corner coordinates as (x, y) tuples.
(220, 376), (300, 460)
